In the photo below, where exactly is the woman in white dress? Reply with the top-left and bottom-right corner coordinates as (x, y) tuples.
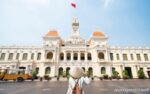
(67, 67), (91, 94)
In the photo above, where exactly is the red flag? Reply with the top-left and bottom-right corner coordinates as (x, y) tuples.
(71, 3), (76, 8)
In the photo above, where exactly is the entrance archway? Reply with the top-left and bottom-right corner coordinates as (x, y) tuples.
(125, 67), (133, 79)
(88, 67), (93, 77)
(45, 67), (51, 74)
(66, 67), (70, 77)
(58, 67), (63, 77)
(101, 67), (106, 74)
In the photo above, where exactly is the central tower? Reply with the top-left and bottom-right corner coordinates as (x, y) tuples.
(66, 17), (85, 44)
(71, 17), (80, 38)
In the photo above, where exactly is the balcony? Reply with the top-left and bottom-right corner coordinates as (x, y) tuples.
(44, 59), (54, 64)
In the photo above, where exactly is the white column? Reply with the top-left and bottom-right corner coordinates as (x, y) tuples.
(38, 64), (45, 77)
(78, 52), (80, 62)
(144, 67), (148, 78)
(0, 53), (1, 59)
(119, 53), (123, 62)
(41, 51), (45, 61)
(127, 53), (131, 61)
(85, 52), (87, 62)
(106, 66), (112, 77)
(19, 52), (23, 61)
(114, 53), (117, 61)
(64, 51), (66, 62)
(71, 52), (73, 62)
(5, 52), (9, 61)
(140, 53), (144, 62)
(34, 51), (37, 61)
(13, 52), (17, 60)
(132, 66), (138, 78)
(133, 53), (137, 61)
(119, 65), (123, 78)
(148, 53), (150, 61)
(28, 52), (31, 61)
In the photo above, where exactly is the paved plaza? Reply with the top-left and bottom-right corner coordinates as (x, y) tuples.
(0, 79), (150, 94)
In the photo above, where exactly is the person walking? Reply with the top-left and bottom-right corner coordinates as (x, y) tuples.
(67, 67), (91, 94)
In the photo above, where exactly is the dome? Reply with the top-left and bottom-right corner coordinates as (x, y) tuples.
(45, 30), (59, 37)
(92, 31), (105, 37)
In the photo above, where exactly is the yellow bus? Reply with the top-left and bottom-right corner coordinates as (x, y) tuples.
(0, 68), (32, 82)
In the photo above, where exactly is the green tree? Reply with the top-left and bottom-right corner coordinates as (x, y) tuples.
(32, 71), (37, 79)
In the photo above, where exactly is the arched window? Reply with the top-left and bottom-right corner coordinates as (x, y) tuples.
(60, 53), (64, 60)
(98, 52), (104, 59)
(45, 67), (51, 74)
(87, 53), (92, 60)
(110, 53), (113, 60)
(37, 53), (41, 60)
(74, 53), (78, 60)
(58, 67), (63, 76)
(8, 53), (13, 60)
(22, 53), (28, 60)
(67, 53), (71, 60)
(0, 53), (5, 60)
(80, 53), (85, 60)
(101, 67), (106, 74)
(35, 67), (39, 74)
(123, 54), (128, 61)
(47, 52), (53, 59)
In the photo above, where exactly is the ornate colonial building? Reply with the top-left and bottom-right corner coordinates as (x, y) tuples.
(0, 17), (150, 78)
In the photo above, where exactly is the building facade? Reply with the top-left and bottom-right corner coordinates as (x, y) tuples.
(0, 17), (150, 78)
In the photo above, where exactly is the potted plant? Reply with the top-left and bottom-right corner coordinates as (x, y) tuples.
(103, 74), (109, 79)
(91, 77), (94, 80)
(109, 76), (112, 80)
(44, 75), (50, 80)
(138, 69), (145, 79)
(99, 77), (103, 80)
(39, 77), (43, 81)
(112, 70), (119, 79)
(57, 76), (60, 81)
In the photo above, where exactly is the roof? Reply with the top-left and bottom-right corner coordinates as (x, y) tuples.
(45, 30), (59, 37)
(92, 31), (105, 37)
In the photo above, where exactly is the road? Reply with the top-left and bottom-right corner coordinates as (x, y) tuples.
(0, 79), (150, 94)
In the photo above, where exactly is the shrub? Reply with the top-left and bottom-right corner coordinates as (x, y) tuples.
(44, 75), (50, 80)
(122, 70), (129, 79)
(138, 69), (145, 79)
(103, 74), (108, 79)
(112, 71), (119, 79)
(109, 77), (112, 80)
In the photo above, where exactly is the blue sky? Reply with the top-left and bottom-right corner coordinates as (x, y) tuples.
(0, 0), (150, 46)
